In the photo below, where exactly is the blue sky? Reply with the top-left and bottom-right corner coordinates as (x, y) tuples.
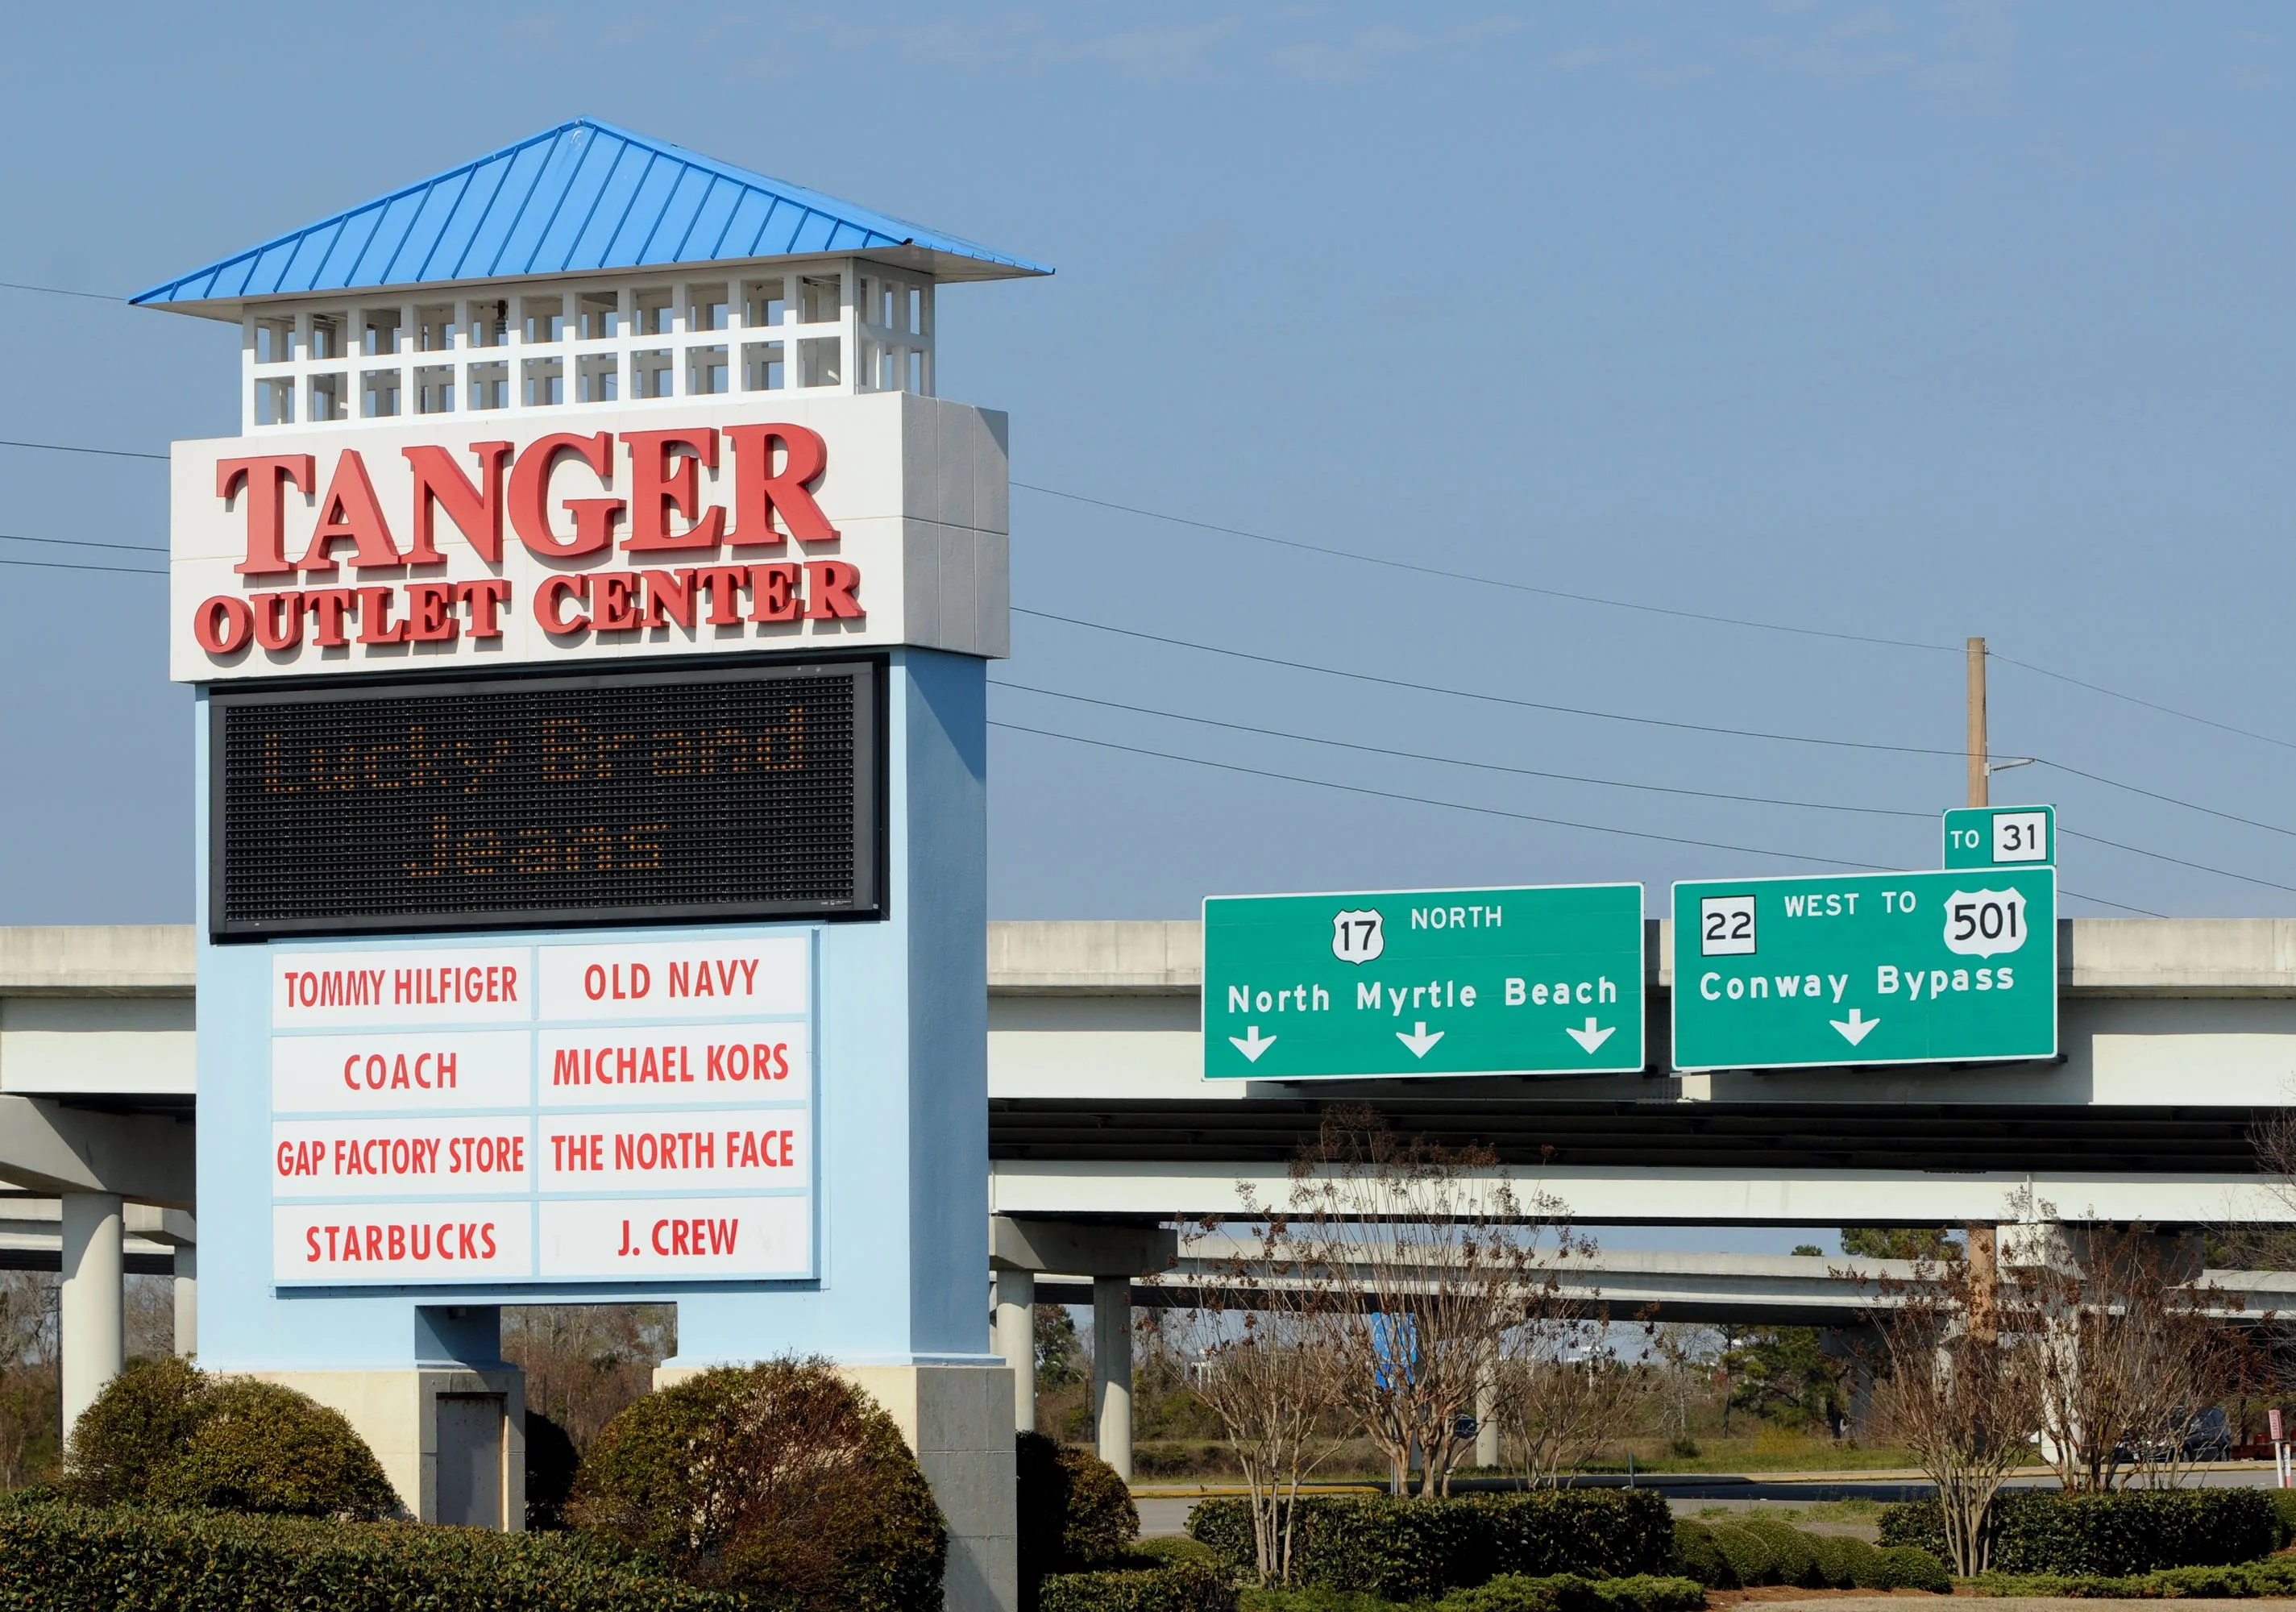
(3, 3), (2294, 924)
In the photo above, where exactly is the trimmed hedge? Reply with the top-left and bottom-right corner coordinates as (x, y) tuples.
(1667, 1523), (1735, 1590)
(1040, 1560), (1237, 1612)
(1189, 1492), (1675, 1602)
(1880, 1489), (2278, 1576)
(0, 1499), (741, 1611)
(1726, 1518), (1816, 1587)
(1668, 1519), (1942, 1594)
(2272, 1489), (2296, 1548)
(1019, 1430), (1142, 1602)
(1808, 1535), (1876, 1589)
(1869, 1546), (1953, 1593)
(60, 1356), (207, 1506)
(63, 1361), (397, 1521)
(147, 1379), (398, 1521)
(1437, 1573), (1706, 1612)
(1970, 1558), (2296, 1598)
(570, 1359), (944, 1611)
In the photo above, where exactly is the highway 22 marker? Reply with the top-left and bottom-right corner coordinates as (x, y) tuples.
(1202, 883), (1645, 1081)
(1670, 869), (2057, 1071)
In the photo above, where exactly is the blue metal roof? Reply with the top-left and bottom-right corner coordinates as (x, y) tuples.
(133, 117), (1048, 313)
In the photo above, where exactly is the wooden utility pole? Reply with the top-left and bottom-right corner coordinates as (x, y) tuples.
(1966, 636), (1988, 810)
(1965, 634), (1999, 1338)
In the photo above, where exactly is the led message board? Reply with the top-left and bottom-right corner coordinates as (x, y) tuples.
(210, 660), (878, 938)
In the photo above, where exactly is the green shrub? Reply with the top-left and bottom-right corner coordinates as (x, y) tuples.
(0, 1498), (739, 1610)
(1019, 1431), (1140, 1583)
(1483, 1493), (1675, 1581)
(1234, 1589), (1386, 1612)
(1869, 1544), (1952, 1593)
(1881, 1489), (2277, 1576)
(1668, 1522), (1737, 1589)
(571, 1358), (945, 1612)
(1039, 1560), (1237, 1612)
(1971, 1558), (2296, 1598)
(1133, 1537), (1219, 1565)
(2270, 1489), (2296, 1551)
(1808, 1533), (1879, 1589)
(147, 1379), (397, 1521)
(61, 1356), (210, 1505)
(63, 1361), (397, 1521)
(1437, 1572), (1706, 1612)
(1702, 1525), (1777, 1588)
(1731, 1517), (1818, 1587)
(1189, 1491), (1673, 1602)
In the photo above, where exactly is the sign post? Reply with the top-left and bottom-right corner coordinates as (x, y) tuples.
(1671, 870), (2057, 1071)
(1202, 884), (1645, 1080)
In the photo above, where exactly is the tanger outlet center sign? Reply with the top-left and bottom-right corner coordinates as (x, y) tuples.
(172, 394), (1008, 681)
(179, 388), (1011, 1290)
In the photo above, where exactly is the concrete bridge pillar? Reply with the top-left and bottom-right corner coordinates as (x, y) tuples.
(1474, 1369), (1500, 1468)
(993, 1267), (1036, 1432)
(60, 1192), (124, 1436)
(174, 1244), (198, 1356)
(990, 1216), (1173, 1477)
(1091, 1276), (1132, 1479)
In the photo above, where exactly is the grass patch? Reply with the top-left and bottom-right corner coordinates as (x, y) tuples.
(1692, 1502), (1883, 1528)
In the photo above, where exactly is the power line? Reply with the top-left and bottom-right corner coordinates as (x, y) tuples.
(990, 679), (1933, 821)
(994, 679), (2230, 906)
(990, 717), (2165, 915)
(1015, 605), (2296, 845)
(0, 438), (167, 463)
(0, 555), (164, 576)
(1013, 606), (1965, 759)
(1013, 480), (1960, 656)
(1991, 650), (2296, 756)
(0, 427), (2284, 770)
(1010, 481), (2296, 768)
(990, 718), (1888, 868)
(0, 408), (2285, 769)
(0, 423), (2282, 858)
(1, 533), (167, 555)
(2034, 759), (2296, 845)
(0, 278), (121, 303)
(2060, 829), (2296, 897)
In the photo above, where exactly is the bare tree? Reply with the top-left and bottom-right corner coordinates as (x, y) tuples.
(0, 1273), (60, 1487)
(1287, 1107), (1563, 1498)
(2016, 1219), (2232, 1493)
(1648, 1323), (1722, 1448)
(1865, 1247), (2041, 1577)
(1162, 1197), (1345, 1586)
(1497, 1307), (1650, 1486)
(504, 1303), (677, 1448)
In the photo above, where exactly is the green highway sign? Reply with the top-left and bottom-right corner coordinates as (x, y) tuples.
(1671, 869), (2057, 1072)
(1944, 804), (2056, 869)
(1202, 884), (1646, 1080)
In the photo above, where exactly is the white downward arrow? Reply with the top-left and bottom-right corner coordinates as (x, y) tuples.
(1229, 1025), (1277, 1063)
(1397, 1021), (1445, 1058)
(1564, 1018), (1615, 1054)
(1830, 1008), (1880, 1047)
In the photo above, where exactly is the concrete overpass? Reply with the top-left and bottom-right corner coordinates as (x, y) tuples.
(1035, 1242), (2296, 1327)
(987, 917), (2296, 1228)
(11, 916), (2296, 1473)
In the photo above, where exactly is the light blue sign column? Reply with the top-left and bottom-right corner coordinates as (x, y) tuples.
(194, 649), (989, 1373)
